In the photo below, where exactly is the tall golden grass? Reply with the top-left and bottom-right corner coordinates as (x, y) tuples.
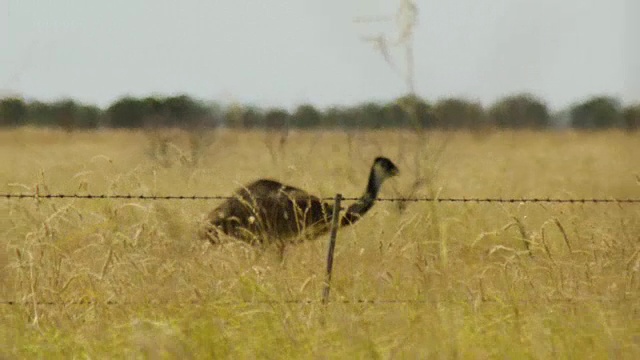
(1, 127), (639, 358)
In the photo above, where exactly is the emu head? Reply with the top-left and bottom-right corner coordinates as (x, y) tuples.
(373, 156), (400, 181)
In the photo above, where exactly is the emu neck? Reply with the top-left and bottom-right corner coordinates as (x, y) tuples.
(365, 166), (383, 200)
(340, 166), (382, 226)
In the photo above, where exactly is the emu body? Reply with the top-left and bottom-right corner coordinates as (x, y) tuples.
(201, 157), (399, 246)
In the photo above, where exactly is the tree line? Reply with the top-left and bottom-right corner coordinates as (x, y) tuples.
(0, 93), (638, 131)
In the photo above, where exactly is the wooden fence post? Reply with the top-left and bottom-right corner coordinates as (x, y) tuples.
(322, 193), (343, 305)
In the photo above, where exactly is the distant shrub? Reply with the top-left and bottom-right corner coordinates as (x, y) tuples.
(623, 104), (640, 131)
(0, 97), (28, 126)
(433, 98), (486, 129)
(488, 93), (550, 129)
(395, 94), (433, 129)
(107, 94), (209, 129)
(570, 96), (623, 129)
(107, 96), (150, 128)
(292, 104), (320, 128)
(223, 104), (265, 129)
(3, 92), (638, 131)
(264, 108), (290, 129)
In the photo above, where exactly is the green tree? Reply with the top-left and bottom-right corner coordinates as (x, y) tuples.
(163, 94), (209, 128)
(336, 106), (360, 129)
(75, 104), (102, 128)
(107, 96), (150, 128)
(243, 107), (264, 128)
(623, 104), (640, 131)
(321, 106), (345, 128)
(570, 96), (623, 129)
(224, 104), (264, 128)
(264, 108), (290, 129)
(292, 104), (321, 128)
(141, 96), (165, 126)
(50, 99), (79, 130)
(351, 102), (385, 129)
(395, 94), (433, 129)
(432, 98), (485, 129)
(0, 97), (27, 126)
(382, 102), (410, 127)
(26, 101), (54, 126)
(488, 93), (550, 129)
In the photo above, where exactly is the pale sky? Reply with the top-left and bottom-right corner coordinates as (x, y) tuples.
(1, 0), (637, 111)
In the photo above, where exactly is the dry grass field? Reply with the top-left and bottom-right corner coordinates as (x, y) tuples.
(0, 127), (639, 358)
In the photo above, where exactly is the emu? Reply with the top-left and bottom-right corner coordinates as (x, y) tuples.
(200, 157), (399, 252)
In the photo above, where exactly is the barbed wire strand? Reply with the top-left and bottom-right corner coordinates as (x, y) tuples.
(0, 297), (628, 306)
(2, 193), (639, 203)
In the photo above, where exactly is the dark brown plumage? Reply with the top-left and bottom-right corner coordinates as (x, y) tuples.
(201, 157), (399, 247)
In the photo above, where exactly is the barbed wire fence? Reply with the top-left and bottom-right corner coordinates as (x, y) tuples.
(0, 297), (632, 306)
(2, 191), (639, 307)
(2, 193), (640, 203)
